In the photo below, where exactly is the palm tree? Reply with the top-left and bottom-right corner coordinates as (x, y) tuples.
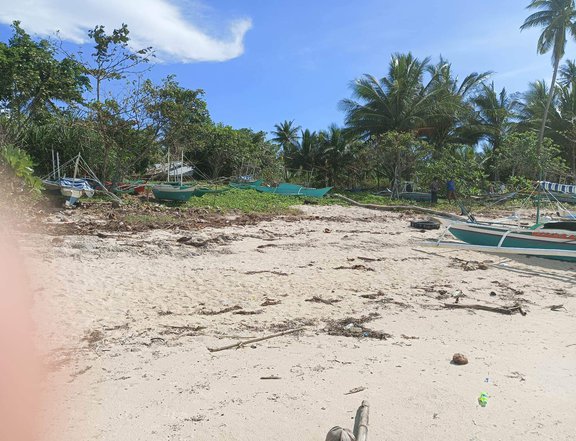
(551, 61), (576, 174)
(272, 120), (301, 178)
(521, 0), (576, 161)
(339, 53), (440, 138)
(466, 83), (517, 178)
(517, 80), (551, 132)
(425, 58), (492, 149)
(319, 125), (355, 186)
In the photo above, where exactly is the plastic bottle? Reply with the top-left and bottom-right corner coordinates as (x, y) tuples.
(478, 392), (488, 407)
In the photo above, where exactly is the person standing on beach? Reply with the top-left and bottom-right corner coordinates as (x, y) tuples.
(446, 178), (456, 202)
(429, 178), (439, 205)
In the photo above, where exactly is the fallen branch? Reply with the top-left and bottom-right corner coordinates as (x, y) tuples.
(305, 296), (341, 305)
(207, 327), (305, 353)
(443, 303), (526, 316)
(333, 193), (466, 221)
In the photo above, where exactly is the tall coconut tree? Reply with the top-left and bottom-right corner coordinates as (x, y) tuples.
(425, 58), (492, 149)
(466, 83), (517, 178)
(339, 53), (440, 138)
(319, 125), (355, 186)
(272, 120), (301, 178)
(552, 61), (576, 174)
(521, 0), (576, 162)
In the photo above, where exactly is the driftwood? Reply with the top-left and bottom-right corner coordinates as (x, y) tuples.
(443, 303), (526, 316)
(207, 328), (304, 353)
(333, 193), (466, 221)
(353, 400), (370, 441)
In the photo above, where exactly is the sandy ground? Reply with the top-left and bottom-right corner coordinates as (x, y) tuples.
(22, 204), (576, 441)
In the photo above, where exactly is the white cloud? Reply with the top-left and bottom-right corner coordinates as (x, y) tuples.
(0, 0), (252, 62)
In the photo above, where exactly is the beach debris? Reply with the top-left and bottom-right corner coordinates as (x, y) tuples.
(451, 353), (468, 365)
(360, 291), (387, 300)
(244, 270), (289, 276)
(443, 303), (526, 316)
(160, 325), (205, 336)
(489, 291), (497, 297)
(345, 386), (366, 395)
(199, 305), (242, 315)
(506, 371), (526, 381)
(233, 309), (264, 315)
(409, 220), (440, 230)
(261, 298), (281, 307)
(357, 256), (384, 262)
(325, 427), (355, 441)
(401, 334), (419, 340)
(334, 264), (375, 272)
(450, 290), (465, 303)
(260, 376), (281, 380)
(325, 315), (391, 340)
(324, 228), (332, 233)
(306, 296), (341, 305)
(177, 234), (232, 247)
(478, 392), (489, 407)
(450, 257), (489, 271)
(549, 304), (567, 312)
(207, 327), (305, 353)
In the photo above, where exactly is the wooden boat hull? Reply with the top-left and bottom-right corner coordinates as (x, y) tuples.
(152, 184), (194, 201)
(448, 222), (576, 262)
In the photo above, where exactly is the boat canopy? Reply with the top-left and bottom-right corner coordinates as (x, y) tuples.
(540, 181), (576, 195)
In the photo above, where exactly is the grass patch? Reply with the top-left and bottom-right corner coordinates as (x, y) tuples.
(184, 188), (306, 214)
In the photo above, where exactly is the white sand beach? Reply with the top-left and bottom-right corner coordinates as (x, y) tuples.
(24, 204), (576, 441)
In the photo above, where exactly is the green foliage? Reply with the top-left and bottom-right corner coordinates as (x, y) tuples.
(0, 21), (89, 119)
(340, 53), (440, 138)
(370, 131), (431, 193)
(495, 132), (568, 179)
(417, 147), (486, 196)
(184, 189), (304, 214)
(0, 144), (43, 193)
(84, 23), (153, 102)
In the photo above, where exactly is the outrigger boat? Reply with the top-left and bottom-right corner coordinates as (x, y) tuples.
(151, 151), (195, 202)
(426, 181), (576, 262)
(152, 182), (195, 201)
(253, 182), (332, 198)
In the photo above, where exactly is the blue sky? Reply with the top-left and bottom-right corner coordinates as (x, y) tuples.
(1, 0), (574, 134)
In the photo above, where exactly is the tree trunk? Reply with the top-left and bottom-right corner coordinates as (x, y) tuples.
(537, 59), (561, 171)
(570, 142), (576, 182)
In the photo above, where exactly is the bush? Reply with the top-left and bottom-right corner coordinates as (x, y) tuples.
(0, 145), (43, 193)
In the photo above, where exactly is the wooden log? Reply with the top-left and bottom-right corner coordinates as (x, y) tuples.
(443, 303), (526, 316)
(207, 328), (305, 353)
(353, 400), (370, 441)
(332, 193), (466, 221)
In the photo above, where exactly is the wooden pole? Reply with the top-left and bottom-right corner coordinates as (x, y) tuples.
(353, 400), (369, 441)
(332, 194), (466, 222)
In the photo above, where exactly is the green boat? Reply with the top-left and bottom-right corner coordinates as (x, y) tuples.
(229, 180), (263, 189)
(254, 182), (332, 198)
(441, 221), (576, 262)
(152, 183), (195, 201)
